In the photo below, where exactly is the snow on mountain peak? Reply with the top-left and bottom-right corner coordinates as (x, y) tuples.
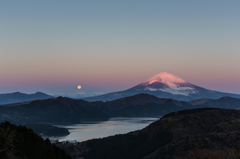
(140, 72), (197, 96)
(142, 72), (186, 87)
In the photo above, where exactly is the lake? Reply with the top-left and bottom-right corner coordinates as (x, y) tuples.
(49, 117), (159, 142)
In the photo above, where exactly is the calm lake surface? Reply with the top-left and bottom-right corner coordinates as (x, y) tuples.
(50, 117), (159, 142)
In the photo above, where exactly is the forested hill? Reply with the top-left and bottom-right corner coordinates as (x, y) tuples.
(1, 93), (240, 125)
(57, 108), (240, 159)
(0, 121), (71, 159)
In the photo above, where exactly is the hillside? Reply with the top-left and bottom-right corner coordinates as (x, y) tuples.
(56, 108), (240, 159)
(25, 124), (70, 137)
(0, 94), (192, 124)
(1, 93), (240, 125)
(0, 96), (108, 124)
(0, 121), (71, 159)
(188, 96), (240, 109)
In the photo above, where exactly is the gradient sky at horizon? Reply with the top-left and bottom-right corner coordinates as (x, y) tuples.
(1, 0), (240, 96)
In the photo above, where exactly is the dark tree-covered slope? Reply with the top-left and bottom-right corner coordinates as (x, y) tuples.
(0, 96), (108, 124)
(57, 108), (240, 159)
(0, 94), (192, 125)
(0, 121), (71, 159)
(1, 93), (240, 125)
(25, 124), (70, 136)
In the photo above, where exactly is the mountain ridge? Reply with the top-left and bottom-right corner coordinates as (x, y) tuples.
(0, 93), (191, 124)
(0, 91), (53, 105)
(189, 96), (240, 109)
(83, 72), (240, 101)
(1, 93), (240, 125)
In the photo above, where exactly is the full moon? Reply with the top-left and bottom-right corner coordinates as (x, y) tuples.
(77, 85), (81, 89)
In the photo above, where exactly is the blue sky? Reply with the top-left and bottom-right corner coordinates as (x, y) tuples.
(1, 0), (240, 97)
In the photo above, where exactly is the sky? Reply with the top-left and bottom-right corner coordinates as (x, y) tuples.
(1, 0), (240, 97)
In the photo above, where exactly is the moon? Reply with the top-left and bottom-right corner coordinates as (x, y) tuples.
(77, 85), (81, 89)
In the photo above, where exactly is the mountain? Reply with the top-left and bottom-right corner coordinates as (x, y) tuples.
(189, 96), (240, 109)
(102, 93), (192, 117)
(0, 91), (53, 105)
(56, 108), (240, 159)
(0, 94), (191, 125)
(0, 121), (71, 159)
(0, 96), (108, 125)
(83, 72), (240, 101)
(1, 93), (240, 125)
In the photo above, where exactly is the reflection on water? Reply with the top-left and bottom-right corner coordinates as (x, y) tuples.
(49, 117), (159, 142)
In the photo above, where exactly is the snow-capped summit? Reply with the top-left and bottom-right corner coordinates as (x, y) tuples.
(83, 72), (240, 102)
(137, 72), (197, 96)
(141, 72), (186, 86)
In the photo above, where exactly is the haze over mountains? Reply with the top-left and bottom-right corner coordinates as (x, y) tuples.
(0, 92), (53, 105)
(84, 72), (240, 101)
(2, 72), (240, 105)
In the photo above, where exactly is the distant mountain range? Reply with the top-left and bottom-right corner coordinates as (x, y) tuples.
(57, 108), (240, 159)
(0, 92), (53, 105)
(83, 72), (240, 101)
(1, 93), (240, 125)
(189, 96), (240, 109)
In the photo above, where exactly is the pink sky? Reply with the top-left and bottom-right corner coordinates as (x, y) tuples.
(1, 1), (240, 96)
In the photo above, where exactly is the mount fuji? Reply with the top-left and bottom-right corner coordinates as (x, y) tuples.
(84, 72), (240, 101)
